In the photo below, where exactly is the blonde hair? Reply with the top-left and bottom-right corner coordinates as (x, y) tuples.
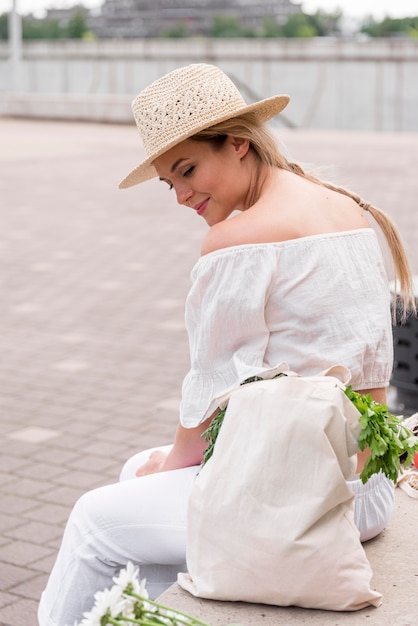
(193, 114), (416, 321)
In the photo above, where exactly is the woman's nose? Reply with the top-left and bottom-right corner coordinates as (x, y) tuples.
(175, 181), (193, 206)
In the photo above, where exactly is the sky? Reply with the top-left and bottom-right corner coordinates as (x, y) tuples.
(5, 0), (418, 20)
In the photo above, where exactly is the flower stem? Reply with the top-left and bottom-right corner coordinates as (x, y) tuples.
(107, 617), (165, 626)
(126, 591), (211, 626)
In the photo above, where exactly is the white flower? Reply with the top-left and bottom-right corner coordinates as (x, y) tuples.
(113, 561), (147, 597)
(77, 585), (128, 626)
(71, 562), (212, 626)
(137, 575), (149, 599)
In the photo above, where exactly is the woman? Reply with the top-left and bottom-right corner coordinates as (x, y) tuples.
(38, 63), (415, 626)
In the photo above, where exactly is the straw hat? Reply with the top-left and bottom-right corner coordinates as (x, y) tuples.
(119, 63), (290, 189)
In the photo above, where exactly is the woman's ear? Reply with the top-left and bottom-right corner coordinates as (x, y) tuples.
(230, 136), (250, 158)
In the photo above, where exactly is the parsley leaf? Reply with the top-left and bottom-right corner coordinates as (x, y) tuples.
(345, 386), (418, 484)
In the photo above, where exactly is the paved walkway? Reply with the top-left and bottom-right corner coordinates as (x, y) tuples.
(0, 118), (417, 626)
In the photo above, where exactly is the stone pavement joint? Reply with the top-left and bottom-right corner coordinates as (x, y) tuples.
(1, 118), (418, 626)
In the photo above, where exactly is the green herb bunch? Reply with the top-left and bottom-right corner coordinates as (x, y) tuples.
(202, 378), (418, 485)
(344, 386), (418, 484)
(202, 406), (227, 467)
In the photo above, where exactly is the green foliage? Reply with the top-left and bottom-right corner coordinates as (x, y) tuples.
(160, 21), (189, 38)
(211, 15), (249, 37)
(0, 10), (89, 40)
(2, 7), (418, 41)
(202, 407), (227, 466)
(261, 16), (282, 38)
(281, 13), (317, 38)
(345, 386), (418, 484)
(406, 25), (418, 38)
(66, 11), (89, 39)
(82, 30), (96, 41)
(362, 16), (418, 37)
(310, 9), (342, 36)
(22, 17), (64, 39)
(0, 13), (8, 39)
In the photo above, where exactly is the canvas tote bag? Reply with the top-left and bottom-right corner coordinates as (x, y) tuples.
(178, 366), (383, 611)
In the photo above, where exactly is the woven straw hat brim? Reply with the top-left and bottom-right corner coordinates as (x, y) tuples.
(119, 94), (289, 189)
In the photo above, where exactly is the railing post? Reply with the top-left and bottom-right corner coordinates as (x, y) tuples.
(9, 0), (22, 91)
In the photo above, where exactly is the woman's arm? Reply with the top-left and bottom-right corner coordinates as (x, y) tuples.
(136, 412), (216, 477)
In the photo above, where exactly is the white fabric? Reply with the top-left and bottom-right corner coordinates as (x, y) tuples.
(181, 229), (393, 427)
(349, 472), (395, 542)
(38, 446), (198, 626)
(38, 444), (394, 626)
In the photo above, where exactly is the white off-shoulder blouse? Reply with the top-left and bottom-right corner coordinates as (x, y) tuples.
(180, 228), (393, 428)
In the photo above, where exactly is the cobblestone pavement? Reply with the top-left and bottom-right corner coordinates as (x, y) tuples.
(0, 117), (417, 626)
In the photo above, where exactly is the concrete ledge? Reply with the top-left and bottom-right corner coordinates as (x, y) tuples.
(0, 93), (133, 123)
(158, 487), (417, 625)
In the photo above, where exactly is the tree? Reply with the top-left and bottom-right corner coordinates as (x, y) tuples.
(261, 16), (282, 38)
(362, 16), (418, 37)
(66, 11), (88, 38)
(161, 21), (188, 38)
(309, 10), (342, 36)
(281, 13), (317, 38)
(210, 15), (254, 37)
(22, 17), (64, 39)
(0, 13), (8, 39)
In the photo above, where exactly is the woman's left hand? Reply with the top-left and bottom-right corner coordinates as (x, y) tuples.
(136, 450), (168, 477)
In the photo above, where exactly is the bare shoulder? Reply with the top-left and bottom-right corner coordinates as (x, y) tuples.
(201, 220), (238, 256)
(201, 211), (273, 256)
(201, 173), (369, 257)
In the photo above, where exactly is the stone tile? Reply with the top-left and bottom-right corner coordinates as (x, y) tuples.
(50, 433), (100, 451)
(22, 502), (71, 526)
(80, 439), (126, 457)
(0, 597), (39, 626)
(31, 447), (80, 466)
(26, 552), (57, 575)
(4, 522), (63, 545)
(95, 426), (139, 444)
(38, 485), (84, 507)
(0, 514), (25, 534)
(3, 478), (54, 498)
(0, 495), (39, 516)
(59, 419), (102, 436)
(0, 472), (17, 487)
(0, 562), (36, 590)
(10, 572), (49, 602)
(0, 456), (30, 473)
(6, 427), (60, 444)
(0, 590), (17, 609)
(52, 468), (109, 490)
(14, 462), (67, 482)
(1, 540), (54, 567)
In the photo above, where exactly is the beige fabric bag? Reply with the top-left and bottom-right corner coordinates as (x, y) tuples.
(178, 366), (382, 611)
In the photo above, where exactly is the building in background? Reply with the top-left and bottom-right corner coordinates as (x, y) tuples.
(46, 3), (90, 27)
(46, 0), (302, 39)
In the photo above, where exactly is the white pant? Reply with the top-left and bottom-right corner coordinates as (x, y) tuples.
(38, 445), (395, 626)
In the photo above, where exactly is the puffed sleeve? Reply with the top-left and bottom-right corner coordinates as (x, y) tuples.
(180, 245), (279, 427)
